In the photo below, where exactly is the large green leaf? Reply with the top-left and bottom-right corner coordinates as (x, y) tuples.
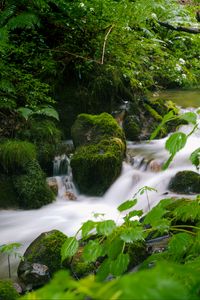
(17, 107), (33, 120)
(120, 226), (144, 243)
(81, 220), (96, 239)
(117, 199), (137, 212)
(61, 237), (78, 262)
(35, 107), (59, 121)
(96, 220), (116, 236)
(83, 240), (103, 263)
(110, 253), (130, 276)
(190, 148), (200, 170)
(179, 112), (197, 125)
(165, 132), (187, 155)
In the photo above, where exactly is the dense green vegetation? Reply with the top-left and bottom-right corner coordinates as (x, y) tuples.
(0, 0), (200, 299)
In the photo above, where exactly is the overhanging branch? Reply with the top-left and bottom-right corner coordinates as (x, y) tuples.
(158, 21), (200, 34)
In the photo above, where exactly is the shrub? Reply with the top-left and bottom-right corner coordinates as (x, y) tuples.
(0, 280), (19, 300)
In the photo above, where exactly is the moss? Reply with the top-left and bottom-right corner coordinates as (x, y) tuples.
(127, 241), (148, 269)
(71, 139), (124, 195)
(70, 246), (95, 278)
(123, 115), (141, 141)
(144, 104), (163, 122)
(18, 230), (68, 276)
(71, 112), (126, 148)
(148, 99), (179, 117)
(0, 280), (19, 300)
(169, 171), (200, 194)
(0, 140), (36, 174)
(0, 174), (17, 209)
(13, 160), (55, 209)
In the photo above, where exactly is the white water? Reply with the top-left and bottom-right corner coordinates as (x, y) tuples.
(0, 108), (199, 278)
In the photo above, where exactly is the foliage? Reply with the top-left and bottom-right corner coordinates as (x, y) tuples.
(0, 140), (36, 174)
(0, 280), (19, 300)
(21, 193), (200, 300)
(150, 109), (200, 169)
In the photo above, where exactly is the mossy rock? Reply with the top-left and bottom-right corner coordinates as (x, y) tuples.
(169, 171), (200, 194)
(71, 139), (124, 195)
(13, 160), (55, 209)
(148, 99), (179, 117)
(123, 115), (141, 141)
(0, 174), (17, 209)
(0, 280), (19, 300)
(71, 112), (125, 148)
(18, 230), (68, 279)
(0, 140), (36, 175)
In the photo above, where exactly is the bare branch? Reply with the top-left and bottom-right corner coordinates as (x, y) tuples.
(101, 25), (114, 64)
(158, 21), (200, 34)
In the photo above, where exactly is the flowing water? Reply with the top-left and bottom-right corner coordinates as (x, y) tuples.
(0, 104), (200, 278)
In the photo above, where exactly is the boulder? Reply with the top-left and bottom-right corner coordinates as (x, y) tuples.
(46, 177), (58, 196)
(123, 115), (141, 141)
(18, 262), (50, 290)
(71, 112), (125, 148)
(71, 113), (126, 195)
(71, 138), (124, 195)
(169, 171), (200, 194)
(18, 230), (68, 285)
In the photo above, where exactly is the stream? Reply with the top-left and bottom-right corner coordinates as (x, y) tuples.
(0, 98), (200, 279)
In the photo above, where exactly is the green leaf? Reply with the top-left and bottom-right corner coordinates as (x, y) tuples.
(120, 226), (144, 243)
(165, 132), (187, 156)
(123, 210), (143, 222)
(179, 112), (197, 125)
(106, 238), (124, 260)
(17, 107), (33, 120)
(61, 237), (78, 262)
(83, 240), (103, 263)
(117, 199), (137, 212)
(150, 110), (175, 140)
(96, 220), (116, 236)
(190, 148), (200, 170)
(34, 107), (59, 121)
(81, 220), (96, 239)
(96, 258), (111, 281)
(110, 253), (130, 276)
(0, 243), (21, 254)
(167, 233), (194, 262)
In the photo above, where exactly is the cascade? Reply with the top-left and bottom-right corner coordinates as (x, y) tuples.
(0, 107), (199, 278)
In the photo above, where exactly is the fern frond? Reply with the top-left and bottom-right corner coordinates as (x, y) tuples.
(0, 79), (15, 94)
(0, 28), (9, 44)
(7, 12), (40, 30)
(0, 4), (16, 27)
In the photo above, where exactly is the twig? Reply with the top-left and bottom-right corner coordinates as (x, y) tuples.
(101, 24), (114, 64)
(158, 21), (200, 34)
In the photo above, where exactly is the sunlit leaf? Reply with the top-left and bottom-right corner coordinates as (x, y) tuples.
(61, 237), (78, 262)
(117, 199), (137, 212)
(96, 220), (116, 236)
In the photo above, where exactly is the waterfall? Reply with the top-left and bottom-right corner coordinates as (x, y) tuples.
(0, 107), (199, 278)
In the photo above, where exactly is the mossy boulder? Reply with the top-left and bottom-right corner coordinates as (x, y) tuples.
(71, 112), (125, 148)
(123, 115), (141, 141)
(18, 230), (68, 281)
(148, 99), (179, 117)
(169, 171), (200, 194)
(13, 160), (54, 209)
(71, 139), (124, 195)
(0, 280), (19, 300)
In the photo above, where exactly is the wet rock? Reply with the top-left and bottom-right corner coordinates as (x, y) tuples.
(64, 191), (77, 201)
(18, 262), (50, 289)
(169, 171), (200, 194)
(46, 177), (58, 196)
(18, 230), (68, 281)
(149, 160), (162, 172)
